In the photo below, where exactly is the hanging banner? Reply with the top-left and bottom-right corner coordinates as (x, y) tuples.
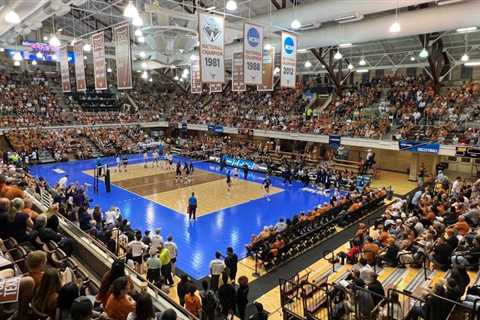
(59, 46), (71, 92)
(258, 47), (275, 91)
(114, 24), (132, 90)
(0, 276), (21, 304)
(209, 83), (223, 93)
(243, 23), (263, 85)
(198, 13), (225, 83)
(92, 31), (107, 90)
(399, 140), (440, 154)
(232, 52), (246, 92)
(191, 56), (202, 94)
(73, 40), (86, 92)
(329, 135), (341, 149)
(281, 32), (297, 88)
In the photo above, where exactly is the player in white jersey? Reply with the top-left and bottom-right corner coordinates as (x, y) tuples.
(168, 153), (174, 171)
(143, 150), (149, 168)
(116, 154), (121, 172)
(152, 150), (159, 167)
(232, 167), (239, 181)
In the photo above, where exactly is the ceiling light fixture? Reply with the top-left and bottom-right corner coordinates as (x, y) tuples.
(135, 29), (143, 37)
(138, 36), (145, 43)
(83, 43), (91, 52)
(304, 60), (312, 68)
(225, 0), (238, 11)
(14, 60), (20, 66)
(132, 15), (143, 27)
(456, 26), (478, 33)
(107, 67), (112, 73)
(290, 19), (301, 30)
(49, 35), (61, 47)
(141, 62), (147, 69)
(419, 48), (429, 58)
(141, 71), (148, 79)
(139, 51), (146, 58)
(12, 51), (22, 61)
(0, 48), (4, 52)
(437, 0), (464, 5)
(356, 68), (369, 73)
(339, 43), (353, 48)
(358, 57), (366, 66)
(174, 75), (179, 80)
(149, 78), (152, 82)
(123, 1), (139, 18)
(5, 10), (21, 24)
(334, 51), (343, 60)
(464, 61), (480, 66)
(410, 56), (416, 61)
(264, 43), (272, 50)
(461, 53), (469, 62)
(36, 51), (44, 59)
(347, 63), (354, 70)
(205, 6), (216, 11)
(32, 60), (37, 65)
(51, 54), (58, 61)
(389, 21), (401, 33)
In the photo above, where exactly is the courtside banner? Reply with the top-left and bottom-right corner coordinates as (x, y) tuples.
(281, 32), (297, 88)
(209, 83), (223, 93)
(243, 23), (263, 85)
(114, 24), (133, 90)
(232, 52), (246, 92)
(191, 56), (202, 94)
(92, 31), (107, 90)
(73, 40), (86, 92)
(198, 13), (225, 83)
(59, 46), (71, 92)
(257, 47), (274, 91)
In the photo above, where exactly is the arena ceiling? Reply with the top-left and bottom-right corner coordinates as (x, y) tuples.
(0, 0), (478, 74)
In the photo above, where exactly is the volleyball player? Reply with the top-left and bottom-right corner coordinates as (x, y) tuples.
(175, 162), (182, 183)
(232, 166), (239, 181)
(168, 153), (174, 171)
(122, 154), (129, 172)
(115, 154), (121, 172)
(152, 149), (159, 167)
(183, 162), (191, 184)
(143, 150), (149, 168)
(226, 171), (232, 197)
(263, 175), (271, 201)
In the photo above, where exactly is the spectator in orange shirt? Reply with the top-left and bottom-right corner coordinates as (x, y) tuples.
(450, 215), (470, 236)
(184, 285), (201, 317)
(105, 276), (136, 320)
(362, 237), (380, 265)
(23, 199), (39, 220)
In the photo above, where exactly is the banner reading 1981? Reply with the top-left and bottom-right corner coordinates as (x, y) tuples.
(114, 24), (133, 90)
(281, 32), (297, 88)
(59, 46), (71, 93)
(191, 56), (202, 94)
(232, 52), (246, 92)
(198, 13), (225, 83)
(73, 40), (86, 92)
(92, 31), (107, 90)
(257, 47), (274, 91)
(243, 23), (263, 85)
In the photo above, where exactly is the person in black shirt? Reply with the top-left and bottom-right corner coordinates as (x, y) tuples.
(224, 247), (238, 282)
(430, 237), (453, 270)
(367, 273), (385, 306)
(236, 276), (249, 320)
(249, 302), (268, 320)
(218, 273), (236, 317)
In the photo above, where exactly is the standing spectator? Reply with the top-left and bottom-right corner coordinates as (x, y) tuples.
(56, 283), (80, 320)
(159, 243), (174, 286)
(218, 273), (236, 317)
(149, 228), (164, 256)
(96, 260), (126, 307)
(224, 247), (238, 282)
(177, 274), (192, 307)
(105, 276), (136, 320)
(127, 231), (148, 273)
(146, 250), (161, 286)
(367, 273), (385, 306)
(71, 297), (94, 320)
(184, 286), (201, 317)
(188, 192), (197, 220)
(249, 302), (268, 320)
(209, 251), (226, 291)
(31, 268), (62, 319)
(236, 276), (249, 320)
(200, 280), (217, 320)
(25, 250), (47, 287)
(127, 292), (159, 320)
(164, 235), (178, 275)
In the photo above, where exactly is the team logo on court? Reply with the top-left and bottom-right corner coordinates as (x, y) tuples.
(203, 16), (222, 42)
(284, 36), (295, 55)
(247, 27), (260, 47)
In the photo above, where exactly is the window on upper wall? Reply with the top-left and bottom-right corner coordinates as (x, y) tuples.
(461, 65), (473, 80)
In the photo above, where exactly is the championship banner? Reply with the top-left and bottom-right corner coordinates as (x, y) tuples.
(59, 46), (71, 92)
(281, 32), (297, 88)
(92, 32), (107, 90)
(191, 56), (202, 94)
(209, 83), (223, 93)
(114, 24), (133, 90)
(243, 23), (263, 85)
(73, 40), (86, 91)
(232, 52), (246, 92)
(257, 47), (275, 91)
(198, 13), (225, 83)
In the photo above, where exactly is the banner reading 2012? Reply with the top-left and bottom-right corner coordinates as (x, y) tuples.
(198, 13), (225, 84)
(281, 32), (297, 88)
(243, 23), (263, 85)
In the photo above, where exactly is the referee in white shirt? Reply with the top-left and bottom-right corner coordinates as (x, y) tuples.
(209, 251), (226, 291)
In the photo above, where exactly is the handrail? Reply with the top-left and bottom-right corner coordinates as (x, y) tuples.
(27, 189), (198, 320)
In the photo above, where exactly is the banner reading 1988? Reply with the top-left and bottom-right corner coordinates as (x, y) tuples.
(243, 23), (263, 85)
(198, 13), (225, 83)
(281, 32), (297, 88)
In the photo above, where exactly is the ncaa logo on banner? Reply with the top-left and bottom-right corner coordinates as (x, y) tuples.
(247, 27), (260, 47)
(284, 36), (295, 55)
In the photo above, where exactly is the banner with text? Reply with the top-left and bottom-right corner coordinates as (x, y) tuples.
(399, 140), (440, 154)
(73, 40), (86, 91)
(329, 135), (341, 149)
(0, 276), (21, 304)
(92, 32), (107, 90)
(258, 47), (275, 91)
(59, 46), (71, 92)
(198, 13), (225, 83)
(114, 24), (132, 90)
(190, 56), (202, 94)
(232, 52), (246, 92)
(243, 23), (263, 85)
(281, 32), (297, 88)
(209, 83), (223, 93)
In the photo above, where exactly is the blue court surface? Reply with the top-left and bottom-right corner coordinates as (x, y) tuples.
(31, 155), (343, 279)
